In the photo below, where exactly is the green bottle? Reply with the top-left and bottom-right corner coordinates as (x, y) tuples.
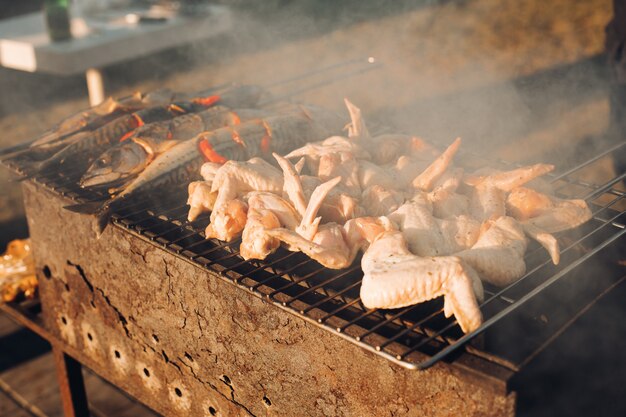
(44, 0), (72, 42)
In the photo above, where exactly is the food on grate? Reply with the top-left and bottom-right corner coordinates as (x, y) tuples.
(506, 187), (592, 265)
(389, 195), (482, 257)
(240, 191), (301, 260)
(455, 216), (528, 287)
(205, 158), (283, 241)
(358, 220), (484, 334)
(21, 92), (154, 151)
(24, 85), (267, 177)
(34, 102), (201, 175)
(265, 175), (364, 269)
(186, 98), (593, 334)
(1, 85), (256, 165)
(0, 239), (37, 303)
(51, 85), (265, 148)
(80, 107), (272, 190)
(65, 102), (345, 236)
(466, 164), (556, 222)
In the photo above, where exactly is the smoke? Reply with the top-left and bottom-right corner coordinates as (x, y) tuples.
(169, 0), (614, 174)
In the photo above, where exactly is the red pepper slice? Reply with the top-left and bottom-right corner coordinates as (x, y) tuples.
(260, 120), (272, 153)
(193, 95), (221, 107)
(119, 114), (145, 142)
(198, 137), (227, 164)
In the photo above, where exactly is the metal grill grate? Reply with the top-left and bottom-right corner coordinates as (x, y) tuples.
(3, 86), (625, 371)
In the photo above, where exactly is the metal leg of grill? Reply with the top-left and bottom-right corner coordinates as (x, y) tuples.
(86, 68), (105, 106)
(52, 345), (90, 417)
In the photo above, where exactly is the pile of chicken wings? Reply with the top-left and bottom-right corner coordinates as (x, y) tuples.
(187, 99), (592, 333)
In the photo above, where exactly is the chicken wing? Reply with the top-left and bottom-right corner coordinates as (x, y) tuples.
(388, 194), (449, 256)
(275, 152), (362, 224)
(200, 161), (222, 182)
(506, 187), (592, 264)
(240, 192), (301, 260)
(507, 188), (592, 233)
(359, 227), (483, 334)
(265, 176), (360, 269)
(428, 168), (467, 218)
(317, 152), (361, 197)
(361, 185), (406, 217)
(412, 137), (462, 191)
(206, 158), (283, 241)
(284, 135), (370, 173)
(456, 216), (528, 286)
(205, 197), (248, 241)
(186, 162), (223, 221)
(467, 164), (554, 222)
(187, 181), (216, 221)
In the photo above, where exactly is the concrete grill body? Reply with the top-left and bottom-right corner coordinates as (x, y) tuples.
(23, 181), (516, 417)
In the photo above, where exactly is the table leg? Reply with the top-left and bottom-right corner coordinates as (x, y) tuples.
(85, 67), (105, 106)
(52, 345), (90, 417)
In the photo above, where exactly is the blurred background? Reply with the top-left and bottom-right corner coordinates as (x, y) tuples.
(0, 1), (623, 416)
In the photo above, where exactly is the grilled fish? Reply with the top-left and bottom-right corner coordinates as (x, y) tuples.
(80, 107), (270, 190)
(28, 103), (196, 176)
(0, 89), (183, 162)
(30, 92), (152, 148)
(3, 84), (266, 164)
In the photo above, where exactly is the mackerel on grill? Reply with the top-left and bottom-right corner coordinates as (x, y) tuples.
(80, 106), (272, 191)
(67, 105), (345, 236)
(2, 84), (266, 165)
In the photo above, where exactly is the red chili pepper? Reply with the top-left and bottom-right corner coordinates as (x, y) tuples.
(260, 120), (272, 153)
(260, 135), (271, 153)
(198, 137), (227, 164)
(193, 95), (221, 107)
(119, 114), (145, 142)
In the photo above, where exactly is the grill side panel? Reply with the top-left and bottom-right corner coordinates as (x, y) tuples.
(23, 181), (515, 417)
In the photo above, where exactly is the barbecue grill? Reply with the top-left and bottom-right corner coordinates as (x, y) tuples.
(2, 63), (625, 416)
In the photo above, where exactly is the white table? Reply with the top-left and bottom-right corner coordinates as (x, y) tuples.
(0, 6), (232, 105)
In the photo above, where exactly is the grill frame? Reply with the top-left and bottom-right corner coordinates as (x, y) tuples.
(4, 131), (624, 372)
